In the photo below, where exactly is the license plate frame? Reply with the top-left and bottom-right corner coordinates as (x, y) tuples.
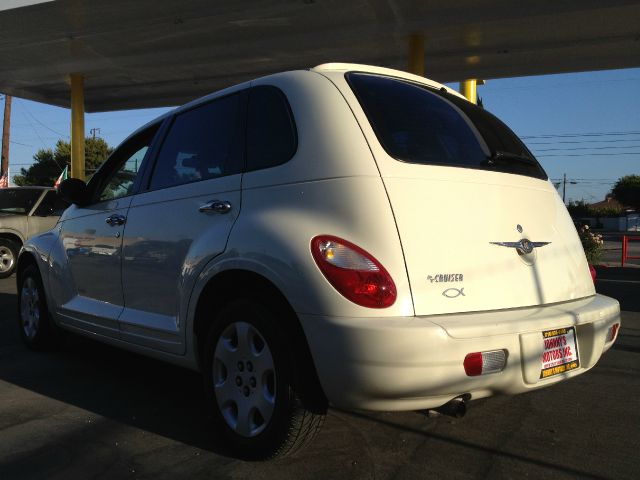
(540, 327), (579, 379)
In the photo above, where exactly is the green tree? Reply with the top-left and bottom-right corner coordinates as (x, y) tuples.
(611, 175), (640, 210)
(13, 137), (113, 186)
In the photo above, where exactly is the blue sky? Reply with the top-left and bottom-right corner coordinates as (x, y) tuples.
(5, 67), (640, 203)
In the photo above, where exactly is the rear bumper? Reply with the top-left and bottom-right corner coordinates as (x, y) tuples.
(300, 294), (620, 411)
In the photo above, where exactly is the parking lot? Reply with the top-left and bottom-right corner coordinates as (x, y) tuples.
(0, 270), (638, 479)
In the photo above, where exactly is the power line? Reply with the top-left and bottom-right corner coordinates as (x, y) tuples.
(16, 102), (47, 149)
(9, 140), (33, 147)
(18, 99), (69, 139)
(527, 138), (640, 146)
(532, 145), (640, 152)
(537, 152), (640, 157)
(521, 131), (640, 139)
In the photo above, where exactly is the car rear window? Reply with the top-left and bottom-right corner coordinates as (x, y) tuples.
(347, 73), (547, 180)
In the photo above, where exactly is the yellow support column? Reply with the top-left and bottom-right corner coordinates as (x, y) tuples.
(407, 33), (425, 76)
(70, 74), (85, 181)
(460, 79), (477, 104)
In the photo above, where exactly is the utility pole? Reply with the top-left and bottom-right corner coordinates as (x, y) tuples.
(1, 95), (11, 180)
(90, 127), (100, 139)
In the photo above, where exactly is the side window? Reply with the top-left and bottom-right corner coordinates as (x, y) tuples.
(246, 86), (297, 171)
(33, 190), (69, 216)
(94, 124), (159, 203)
(149, 93), (245, 190)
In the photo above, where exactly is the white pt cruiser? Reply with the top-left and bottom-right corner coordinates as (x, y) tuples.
(18, 64), (621, 459)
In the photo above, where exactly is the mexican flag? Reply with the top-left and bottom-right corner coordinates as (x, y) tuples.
(54, 166), (68, 188)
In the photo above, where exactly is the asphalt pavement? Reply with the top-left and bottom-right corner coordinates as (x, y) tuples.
(0, 271), (638, 479)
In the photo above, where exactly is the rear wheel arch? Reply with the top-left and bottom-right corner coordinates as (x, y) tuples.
(0, 233), (23, 278)
(193, 269), (328, 413)
(0, 231), (23, 247)
(16, 252), (47, 315)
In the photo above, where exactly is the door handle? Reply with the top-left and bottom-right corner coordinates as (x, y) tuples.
(105, 214), (126, 226)
(199, 200), (232, 214)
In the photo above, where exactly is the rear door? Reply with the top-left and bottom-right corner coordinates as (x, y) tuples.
(340, 72), (594, 316)
(119, 90), (247, 353)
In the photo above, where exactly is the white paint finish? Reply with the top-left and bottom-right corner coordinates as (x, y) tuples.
(121, 175), (242, 353)
(230, 175), (413, 318)
(51, 199), (132, 330)
(299, 294), (619, 410)
(18, 64), (623, 415)
(323, 66), (594, 315)
(244, 71), (380, 189)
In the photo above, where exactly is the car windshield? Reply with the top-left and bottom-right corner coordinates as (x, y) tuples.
(347, 73), (547, 180)
(0, 189), (43, 214)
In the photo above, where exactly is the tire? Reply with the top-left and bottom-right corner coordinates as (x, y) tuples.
(17, 264), (57, 350)
(0, 238), (19, 279)
(203, 298), (325, 459)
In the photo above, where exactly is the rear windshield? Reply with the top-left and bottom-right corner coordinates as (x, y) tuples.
(0, 188), (42, 214)
(347, 73), (547, 180)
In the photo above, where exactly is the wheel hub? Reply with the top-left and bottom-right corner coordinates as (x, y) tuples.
(0, 246), (15, 273)
(212, 321), (276, 438)
(20, 277), (40, 339)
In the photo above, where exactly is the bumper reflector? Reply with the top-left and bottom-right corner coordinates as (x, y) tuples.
(464, 350), (507, 376)
(607, 323), (620, 342)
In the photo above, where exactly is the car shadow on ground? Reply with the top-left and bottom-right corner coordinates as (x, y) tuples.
(0, 301), (235, 459)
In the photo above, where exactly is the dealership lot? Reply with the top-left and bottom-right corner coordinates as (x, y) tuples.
(0, 272), (638, 479)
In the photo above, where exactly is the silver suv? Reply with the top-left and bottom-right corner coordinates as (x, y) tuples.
(0, 186), (66, 278)
(18, 64), (620, 459)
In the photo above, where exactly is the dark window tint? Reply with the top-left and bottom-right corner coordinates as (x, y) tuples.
(33, 190), (69, 216)
(150, 93), (244, 190)
(347, 73), (486, 168)
(246, 86), (297, 171)
(437, 89), (547, 179)
(0, 188), (42, 214)
(347, 73), (546, 180)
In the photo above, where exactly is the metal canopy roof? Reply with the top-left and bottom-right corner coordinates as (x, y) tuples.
(1, 0), (639, 112)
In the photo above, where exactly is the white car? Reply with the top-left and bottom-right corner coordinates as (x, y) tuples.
(18, 63), (621, 459)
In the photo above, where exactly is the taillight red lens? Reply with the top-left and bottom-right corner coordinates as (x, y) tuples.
(464, 350), (506, 376)
(463, 352), (483, 376)
(311, 235), (396, 308)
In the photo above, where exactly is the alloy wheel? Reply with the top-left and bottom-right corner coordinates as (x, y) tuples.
(0, 245), (15, 274)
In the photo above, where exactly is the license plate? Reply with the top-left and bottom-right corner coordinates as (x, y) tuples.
(540, 327), (579, 379)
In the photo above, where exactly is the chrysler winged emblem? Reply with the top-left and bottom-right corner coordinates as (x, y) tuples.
(490, 239), (550, 255)
(490, 225), (550, 255)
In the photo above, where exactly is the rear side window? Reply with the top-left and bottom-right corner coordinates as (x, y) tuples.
(246, 86), (297, 171)
(149, 93), (245, 190)
(347, 73), (546, 180)
(0, 189), (42, 214)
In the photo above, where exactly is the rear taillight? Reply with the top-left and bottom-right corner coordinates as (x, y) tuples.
(464, 350), (507, 376)
(589, 264), (596, 283)
(311, 235), (396, 308)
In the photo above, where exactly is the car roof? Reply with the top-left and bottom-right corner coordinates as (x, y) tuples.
(312, 63), (467, 100)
